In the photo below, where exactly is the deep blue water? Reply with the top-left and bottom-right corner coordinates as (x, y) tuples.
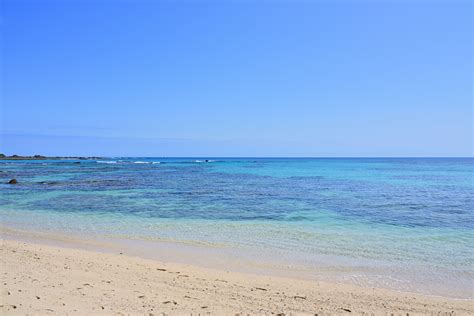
(1, 158), (473, 297)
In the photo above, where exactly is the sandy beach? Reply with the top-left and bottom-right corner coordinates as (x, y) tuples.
(1, 236), (473, 315)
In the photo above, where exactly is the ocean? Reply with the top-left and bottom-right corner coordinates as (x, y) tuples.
(1, 158), (473, 298)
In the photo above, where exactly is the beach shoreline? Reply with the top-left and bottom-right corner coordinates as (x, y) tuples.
(2, 157), (473, 303)
(1, 222), (472, 301)
(1, 229), (473, 315)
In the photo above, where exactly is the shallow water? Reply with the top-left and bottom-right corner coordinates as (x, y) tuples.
(1, 158), (473, 298)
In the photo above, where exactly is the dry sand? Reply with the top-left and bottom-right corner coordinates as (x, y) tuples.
(1, 238), (473, 315)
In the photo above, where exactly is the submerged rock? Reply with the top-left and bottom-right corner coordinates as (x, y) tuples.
(8, 179), (18, 184)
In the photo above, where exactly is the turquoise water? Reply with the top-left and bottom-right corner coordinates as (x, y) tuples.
(1, 158), (473, 297)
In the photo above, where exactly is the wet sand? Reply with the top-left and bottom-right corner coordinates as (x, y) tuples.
(1, 237), (472, 315)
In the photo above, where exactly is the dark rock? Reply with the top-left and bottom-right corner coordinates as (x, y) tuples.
(8, 179), (18, 184)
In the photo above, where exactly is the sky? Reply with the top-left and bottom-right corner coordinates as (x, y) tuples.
(1, 0), (472, 157)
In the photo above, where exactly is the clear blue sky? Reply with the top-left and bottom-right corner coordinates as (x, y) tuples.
(1, 0), (472, 157)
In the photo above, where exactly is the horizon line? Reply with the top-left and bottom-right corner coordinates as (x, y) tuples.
(101, 156), (473, 159)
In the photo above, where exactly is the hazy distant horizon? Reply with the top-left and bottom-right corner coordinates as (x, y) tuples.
(2, 130), (473, 158)
(1, 131), (473, 158)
